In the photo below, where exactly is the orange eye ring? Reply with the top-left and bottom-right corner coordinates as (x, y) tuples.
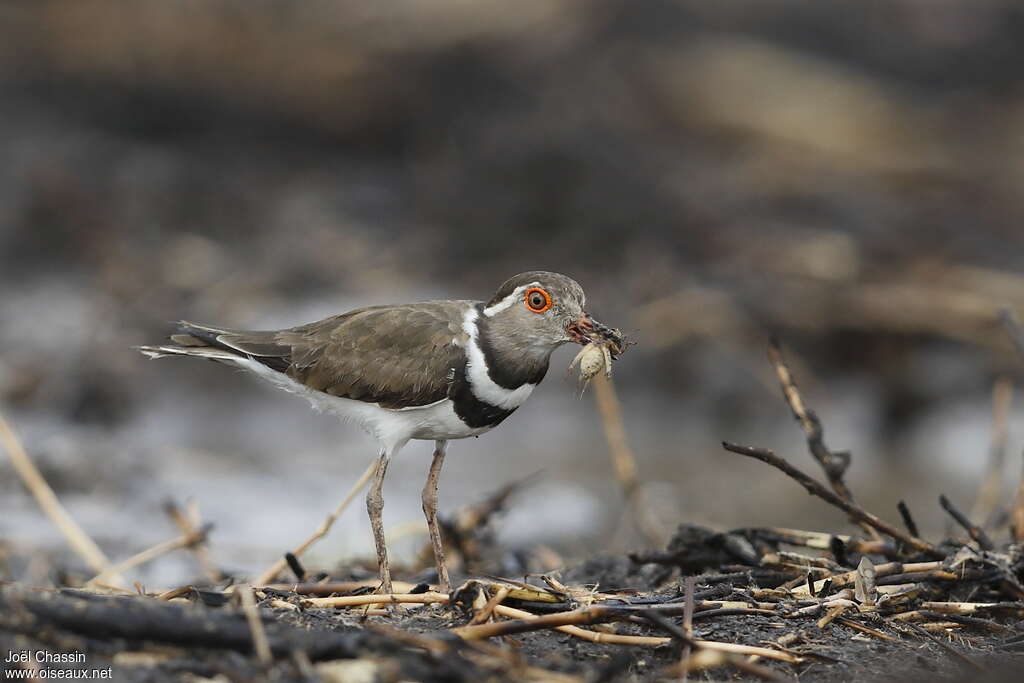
(524, 287), (553, 313)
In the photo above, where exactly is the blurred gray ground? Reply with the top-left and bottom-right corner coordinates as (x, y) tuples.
(2, 0), (1024, 585)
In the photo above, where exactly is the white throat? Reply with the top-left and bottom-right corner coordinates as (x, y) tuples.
(461, 307), (536, 410)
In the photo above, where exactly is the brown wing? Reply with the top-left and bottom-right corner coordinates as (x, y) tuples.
(175, 301), (472, 409)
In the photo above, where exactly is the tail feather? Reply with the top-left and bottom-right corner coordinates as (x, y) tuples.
(138, 320), (293, 372)
(136, 344), (241, 362)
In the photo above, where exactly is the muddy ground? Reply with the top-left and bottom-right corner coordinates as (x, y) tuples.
(3, 526), (1023, 683)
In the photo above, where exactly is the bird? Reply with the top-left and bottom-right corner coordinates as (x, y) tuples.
(138, 271), (623, 593)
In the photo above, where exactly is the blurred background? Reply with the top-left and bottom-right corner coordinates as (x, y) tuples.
(2, 0), (1024, 586)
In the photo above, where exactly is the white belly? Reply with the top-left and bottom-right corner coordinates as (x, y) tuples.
(239, 357), (493, 449)
(403, 400), (496, 441)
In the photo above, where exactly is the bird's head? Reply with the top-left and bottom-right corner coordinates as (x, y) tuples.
(481, 271), (623, 356)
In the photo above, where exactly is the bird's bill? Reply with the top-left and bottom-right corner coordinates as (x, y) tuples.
(566, 314), (625, 352)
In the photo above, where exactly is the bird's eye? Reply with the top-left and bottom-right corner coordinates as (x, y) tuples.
(524, 287), (553, 313)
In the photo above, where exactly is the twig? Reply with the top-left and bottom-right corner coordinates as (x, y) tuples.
(768, 340), (880, 540)
(86, 526), (211, 587)
(749, 527), (891, 555)
(268, 580), (419, 595)
(302, 591), (450, 608)
(1013, 446), (1024, 543)
(364, 621), (452, 657)
(483, 605), (801, 660)
(0, 412), (116, 578)
(833, 616), (897, 642)
(304, 587), (776, 617)
(1001, 311), (1024, 540)
(971, 377), (1013, 526)
(938, 495), (994, 551)
(896, 501), (920, 539)
(918, 601), (1024, 616)
(164, 499), (221, 584)
(254, 458), (377, 586)
(592, 373), (664, 547)
(487, 604), (671, 647)
(1002, 311), (1024, 540)
(469, 586), (510, 625)
(284, 553), (305, 582)
(901, 621), (985, 672)
(767, 340), (851, 497)
(917, 611), (1010, 633)
(1000, 308), (1024, 359)
(672, 649), (793, 682)
(290, 650), (316, 679)
(918, 621), (964, 632)
(692, 607), (778, 620)
(640, 609), (697, 647)
(643, 609), (792, 681)
(680, 575), (696, 681)
(156, 585), (194, 601)
(722, 442), (940, 556)
(501, 604), (802, 661)
(239, 584), (272, 665)
(793, 561), (943, 597)
(817, 602), (851, 629)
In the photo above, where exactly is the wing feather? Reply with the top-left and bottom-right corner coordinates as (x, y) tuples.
(175, 302), (471, 409)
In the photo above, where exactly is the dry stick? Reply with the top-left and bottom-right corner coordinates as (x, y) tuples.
(817, 603), (851, 629)
(254, 458), (377, 586)
(0, 412), (117, 578)
(165, 500), (221, 583)
(642, 611), (793, 682)
(722, 442), (941, 557)
(484, 605), (801, 662)
(674, 650), (792, 682)
(755, 527), (889, 555)
(1013, 447), (1024, 543)
(938, 495), (994, 551)
(793, 561), (942, 597)
(917, 611), (1010, 633)
(1001, 308), (1024, 358)
(767, 340), (878, 540)
(680, 575), (696, 682)
(896, 501), (920, 539)
(303, 591), (449, 608)
(489, 605), (670, 647)
(469, 586), (510, 625)
(1000, 309), (1024, 541)
(268, 580), (419, 596)
(86, 526), (211, 587)
(971, 377), (1013, 526)
(919, 601), (1024, 616)
(901, 622), (984, 672)
(833, 616), (897, 642)
(305, 590), (772, 614)
(591, 373), (664, 548)
(239, 584), (272, 665)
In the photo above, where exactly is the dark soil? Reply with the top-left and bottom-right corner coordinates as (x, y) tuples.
(3, 538), (1023, 683)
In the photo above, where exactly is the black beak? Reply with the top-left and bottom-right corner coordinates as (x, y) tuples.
(566, 314), (626, 353)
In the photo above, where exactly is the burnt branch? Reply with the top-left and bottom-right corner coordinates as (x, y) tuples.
(939, 495), (995, 551)
(896, 501), (920, 539)
(767, 339), (879, 540)
(721, 441), (940, 557)
(767, 339), (853, 499)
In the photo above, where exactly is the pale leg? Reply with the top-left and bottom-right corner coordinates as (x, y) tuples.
(422, 439), (451, 592)
(366, 448), (392, 594)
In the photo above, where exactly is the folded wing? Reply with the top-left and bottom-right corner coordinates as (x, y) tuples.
(144, 301), (471, 409)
